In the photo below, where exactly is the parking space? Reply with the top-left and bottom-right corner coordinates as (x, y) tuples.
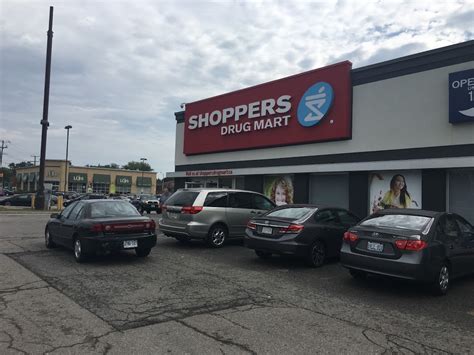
(1, 212), (474, 353)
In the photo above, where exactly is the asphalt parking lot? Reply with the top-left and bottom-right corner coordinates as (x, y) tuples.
(1, 211), (474, 354)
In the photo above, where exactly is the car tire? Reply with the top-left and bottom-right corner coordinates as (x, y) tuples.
(349, 269), (367, 280)
(45, 228), (56, 249)
(305, 240), (326, 267)
(207, 224), (228, 248)
(255, 250), (272, 259)
(73, 238), (87, 263)
(432, 264), (450, 296)
(136, 247), (151, 257)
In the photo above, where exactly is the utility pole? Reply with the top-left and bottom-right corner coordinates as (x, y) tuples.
(0, 140), (10, 167)
(35, 6), (54, 210)
(31, 155), (39, 166)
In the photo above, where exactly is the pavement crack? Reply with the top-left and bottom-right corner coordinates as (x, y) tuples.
(176, 319), (257, 354)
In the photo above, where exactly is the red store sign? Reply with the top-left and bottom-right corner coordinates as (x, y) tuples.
(184, 61), (352, 155)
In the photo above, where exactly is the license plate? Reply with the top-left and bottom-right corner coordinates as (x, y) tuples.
(123, 240), (138, 248)
(367, 241), (383, 252)
(261, 226), (272, 235)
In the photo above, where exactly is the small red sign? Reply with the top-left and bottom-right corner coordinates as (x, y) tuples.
(184, 61), (352, 155)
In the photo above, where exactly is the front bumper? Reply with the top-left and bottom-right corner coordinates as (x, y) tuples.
(80, 233), (157, 253)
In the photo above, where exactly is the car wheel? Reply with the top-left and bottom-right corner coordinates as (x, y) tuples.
(255, 250), (272, 259)
(207, 224), (227, 248)
(432, 264), (450, 296)
(306, 240), (326, 267)
(349, 269), (367, 280)
(73, 238), (87, 263)
(45, 228), (56, 249)
(135, 247), (151, 257)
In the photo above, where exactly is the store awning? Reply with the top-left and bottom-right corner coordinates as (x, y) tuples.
(136, 176), (152, 187)
(93, 174), (111, 184)
(69, 173), (87, 184)
(116, 175), (132, 186)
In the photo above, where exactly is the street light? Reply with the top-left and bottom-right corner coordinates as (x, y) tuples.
(140, 157), (147, 193)
(64, 125), (72, 192)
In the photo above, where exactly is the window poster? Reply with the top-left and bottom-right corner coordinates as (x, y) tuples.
(369, 171), (421, 214)
(264, 175), (294, 206)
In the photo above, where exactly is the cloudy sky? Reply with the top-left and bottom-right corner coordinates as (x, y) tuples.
(0, 0), (472, 176)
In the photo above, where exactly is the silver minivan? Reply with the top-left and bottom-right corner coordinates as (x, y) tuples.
(158, 188), (275, 247)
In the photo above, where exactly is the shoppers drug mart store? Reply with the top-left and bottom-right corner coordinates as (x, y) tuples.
(168, 41), (474, 223)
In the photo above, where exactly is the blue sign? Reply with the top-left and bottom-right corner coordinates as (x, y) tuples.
(297, 82), (334, 127)
(449, 69), (474, 124)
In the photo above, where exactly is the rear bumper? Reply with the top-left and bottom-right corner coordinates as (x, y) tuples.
(80, 234), (157, 253)
(340, 243), (435, 281)
(158, 219), (209, 239)
(244, 233), (309, 257)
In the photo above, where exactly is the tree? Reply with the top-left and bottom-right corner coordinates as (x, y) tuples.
(122, 161), (152, 171)
(102, 163), (120, 169)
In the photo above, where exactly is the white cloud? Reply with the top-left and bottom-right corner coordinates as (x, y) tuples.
(0, 0), (472, 174)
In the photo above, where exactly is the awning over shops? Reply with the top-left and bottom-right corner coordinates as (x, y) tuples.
(69, 173), (87, 184)
(116, 175), (132, 186)
(93, 174), (111, 184)
(136, 176), (152, 187)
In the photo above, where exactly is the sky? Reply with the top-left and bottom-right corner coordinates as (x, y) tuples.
(0, 0), (472, 177)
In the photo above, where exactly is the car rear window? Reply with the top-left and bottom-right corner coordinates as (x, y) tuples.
(90, 201), (141, 218)
(361, 214), (432, 231)
(267, 207), (314, 219)
(165, 191), (199, 206)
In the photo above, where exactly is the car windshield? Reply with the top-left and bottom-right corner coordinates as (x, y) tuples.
(165, 191), (199, 206)
(90, 201), (141, 218)
(266, 207), (314, 219)
(361, 214), (433, 231)
(139, 195), (154, 200)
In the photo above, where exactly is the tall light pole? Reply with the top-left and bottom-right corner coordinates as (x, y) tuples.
(140, 157), (147, 193)
(64, 125), (72, 192)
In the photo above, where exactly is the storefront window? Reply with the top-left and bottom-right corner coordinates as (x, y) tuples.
(93, 183), (110, 194)
(68, 183), (86, 193)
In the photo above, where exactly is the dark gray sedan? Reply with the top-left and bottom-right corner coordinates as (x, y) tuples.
(340, 209), (474, 295)
(45, 200), (157, 262)
(245, 205), (361, 267)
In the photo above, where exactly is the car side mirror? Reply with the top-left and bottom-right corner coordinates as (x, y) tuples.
(50, 213), (59, 219)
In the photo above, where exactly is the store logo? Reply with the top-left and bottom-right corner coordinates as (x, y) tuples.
(297, 82), (333, 127)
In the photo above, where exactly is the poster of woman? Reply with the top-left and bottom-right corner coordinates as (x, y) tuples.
(369, 171), (421, 214)
(264, 175), (294, 206)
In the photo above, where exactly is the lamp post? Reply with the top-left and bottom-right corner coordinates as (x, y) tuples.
(140, 157), (147, 193)
(64, 125), (72, 192)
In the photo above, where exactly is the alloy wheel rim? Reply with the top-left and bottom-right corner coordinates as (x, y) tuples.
(212, 229), (225, 246)
(439, 266), (449, 291)
(312, 244), (324, 265)
(45, 230), (50, 246)
(74, 240), (81, 259)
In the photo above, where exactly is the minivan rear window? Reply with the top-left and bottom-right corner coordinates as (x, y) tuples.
(165, 191), (199, 206)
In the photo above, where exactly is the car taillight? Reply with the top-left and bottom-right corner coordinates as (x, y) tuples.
(145, 220), (156, 231)
(246, 221), (256, 230)
(181, 206), (203, 214)
(343, 231), (359, 243)
(279, 224), (304, 234)
(91, 224), (103, 232)
(395, 239), (427, 251)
